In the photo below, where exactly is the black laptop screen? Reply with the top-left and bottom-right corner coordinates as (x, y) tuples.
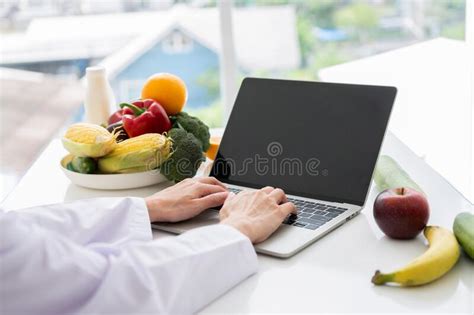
(210, 78), (396, 206)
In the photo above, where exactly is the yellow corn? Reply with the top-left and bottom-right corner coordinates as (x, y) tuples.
(62, 123), (117, 157)
(64, 123), (112, 144)
(98, 133), (171, 173)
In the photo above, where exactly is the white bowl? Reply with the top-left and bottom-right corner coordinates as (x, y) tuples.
(60, 155), (169, 190)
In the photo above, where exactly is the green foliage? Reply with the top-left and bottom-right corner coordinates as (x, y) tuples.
(425, 0), (466, 21)
(194, 69), (245, 128)
(194, 67), (223, 127)
(312, 43), (349, 74)
(191, 0), (466, 130)
(188, 101), (224, 128)
(441, 22), (465, 40)
(161, 128), (205, 182)
(251, 0), (287, 5)
(293, 0), (339, 29)
(282, 68), (318, 81)
(334, 3), (379, 38)
(280, 43), (349, 81)
(174, 112), (211, 151)
(297, 16), (316, 66)
(249, 0), (339, 63)
(195, 67), (220, 100)
(250, 1), (339, 27)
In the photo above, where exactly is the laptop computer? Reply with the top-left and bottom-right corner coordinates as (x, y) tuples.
(152, 78), (396, 258)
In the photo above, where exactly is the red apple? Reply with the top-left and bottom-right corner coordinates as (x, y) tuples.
(373, 187), (430, 239)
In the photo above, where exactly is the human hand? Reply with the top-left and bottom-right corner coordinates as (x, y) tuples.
(145, 177), (228, 222)
(219, 187), (296, 244)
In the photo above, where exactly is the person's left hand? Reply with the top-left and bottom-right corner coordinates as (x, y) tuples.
(145, 177), (228, 222)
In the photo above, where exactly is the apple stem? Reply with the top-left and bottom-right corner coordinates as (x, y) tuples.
(396, 187), (405, 195)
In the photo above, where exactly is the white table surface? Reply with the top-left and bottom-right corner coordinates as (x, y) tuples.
(1, 132), (473, 314)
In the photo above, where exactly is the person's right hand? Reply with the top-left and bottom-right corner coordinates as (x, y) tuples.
(145, 177), (228, 223)
(219, 187), (296, 244)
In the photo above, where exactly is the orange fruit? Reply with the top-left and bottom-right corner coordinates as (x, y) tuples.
(141, 73), (187, 115)
(206, 136), (221, 160)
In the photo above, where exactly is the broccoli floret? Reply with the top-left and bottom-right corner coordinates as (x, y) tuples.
(161, 128), (205, 182)
(174, 112), (210, 151)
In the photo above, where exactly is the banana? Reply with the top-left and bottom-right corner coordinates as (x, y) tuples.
(371, 226), (460, 286)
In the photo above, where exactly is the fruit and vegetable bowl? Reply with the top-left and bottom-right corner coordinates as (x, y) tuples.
(60, 154), (168, 190)
(60, 73), (212, 190)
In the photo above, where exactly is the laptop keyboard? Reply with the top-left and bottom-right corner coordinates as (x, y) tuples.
(226, 187), (349, 230)
(227, 187), (245, 194)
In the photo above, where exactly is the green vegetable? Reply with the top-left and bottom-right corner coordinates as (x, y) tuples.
(66, 162), (75, 172)
(68, 156), (97, 174)
(161, 128), (205, 182)
(453, 212), (474, 260)
(173, 112), (210, 151)
(373, 155), (424, 194)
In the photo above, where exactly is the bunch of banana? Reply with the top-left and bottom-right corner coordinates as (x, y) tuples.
(371, 226), (460, 286)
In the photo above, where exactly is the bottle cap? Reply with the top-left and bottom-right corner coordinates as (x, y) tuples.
(86, 66), (106, 75)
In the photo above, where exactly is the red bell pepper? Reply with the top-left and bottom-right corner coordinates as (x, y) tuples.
(108, 101), (146, 125)
(108, 110), (124, 125)
(119, 99), (172, 137)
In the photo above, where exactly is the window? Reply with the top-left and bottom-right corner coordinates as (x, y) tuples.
(0, 0), (471, 201)
(225, 0), (471, 201)
(118, 79), (143, 102)
(162, 30), (194, 54)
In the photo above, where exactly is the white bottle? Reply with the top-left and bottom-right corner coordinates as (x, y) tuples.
(84, 66), (115, 126)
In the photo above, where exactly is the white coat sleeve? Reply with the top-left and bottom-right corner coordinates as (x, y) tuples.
(11, 197), (152, 245)
(0, 202), (258, 315)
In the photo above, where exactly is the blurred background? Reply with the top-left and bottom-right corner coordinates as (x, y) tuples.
(0, 0), (472, 203)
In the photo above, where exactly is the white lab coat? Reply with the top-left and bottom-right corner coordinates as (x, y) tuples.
(0, 197), (258, 315)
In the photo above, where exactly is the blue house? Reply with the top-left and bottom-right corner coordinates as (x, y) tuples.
(105, 27), (220, 109)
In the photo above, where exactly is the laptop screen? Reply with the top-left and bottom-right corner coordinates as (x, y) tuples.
(210, 78), (396, 206)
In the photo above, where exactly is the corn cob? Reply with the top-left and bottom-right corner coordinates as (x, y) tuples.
(98, 133), (171, 174)
(62, 123), (117, 158)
